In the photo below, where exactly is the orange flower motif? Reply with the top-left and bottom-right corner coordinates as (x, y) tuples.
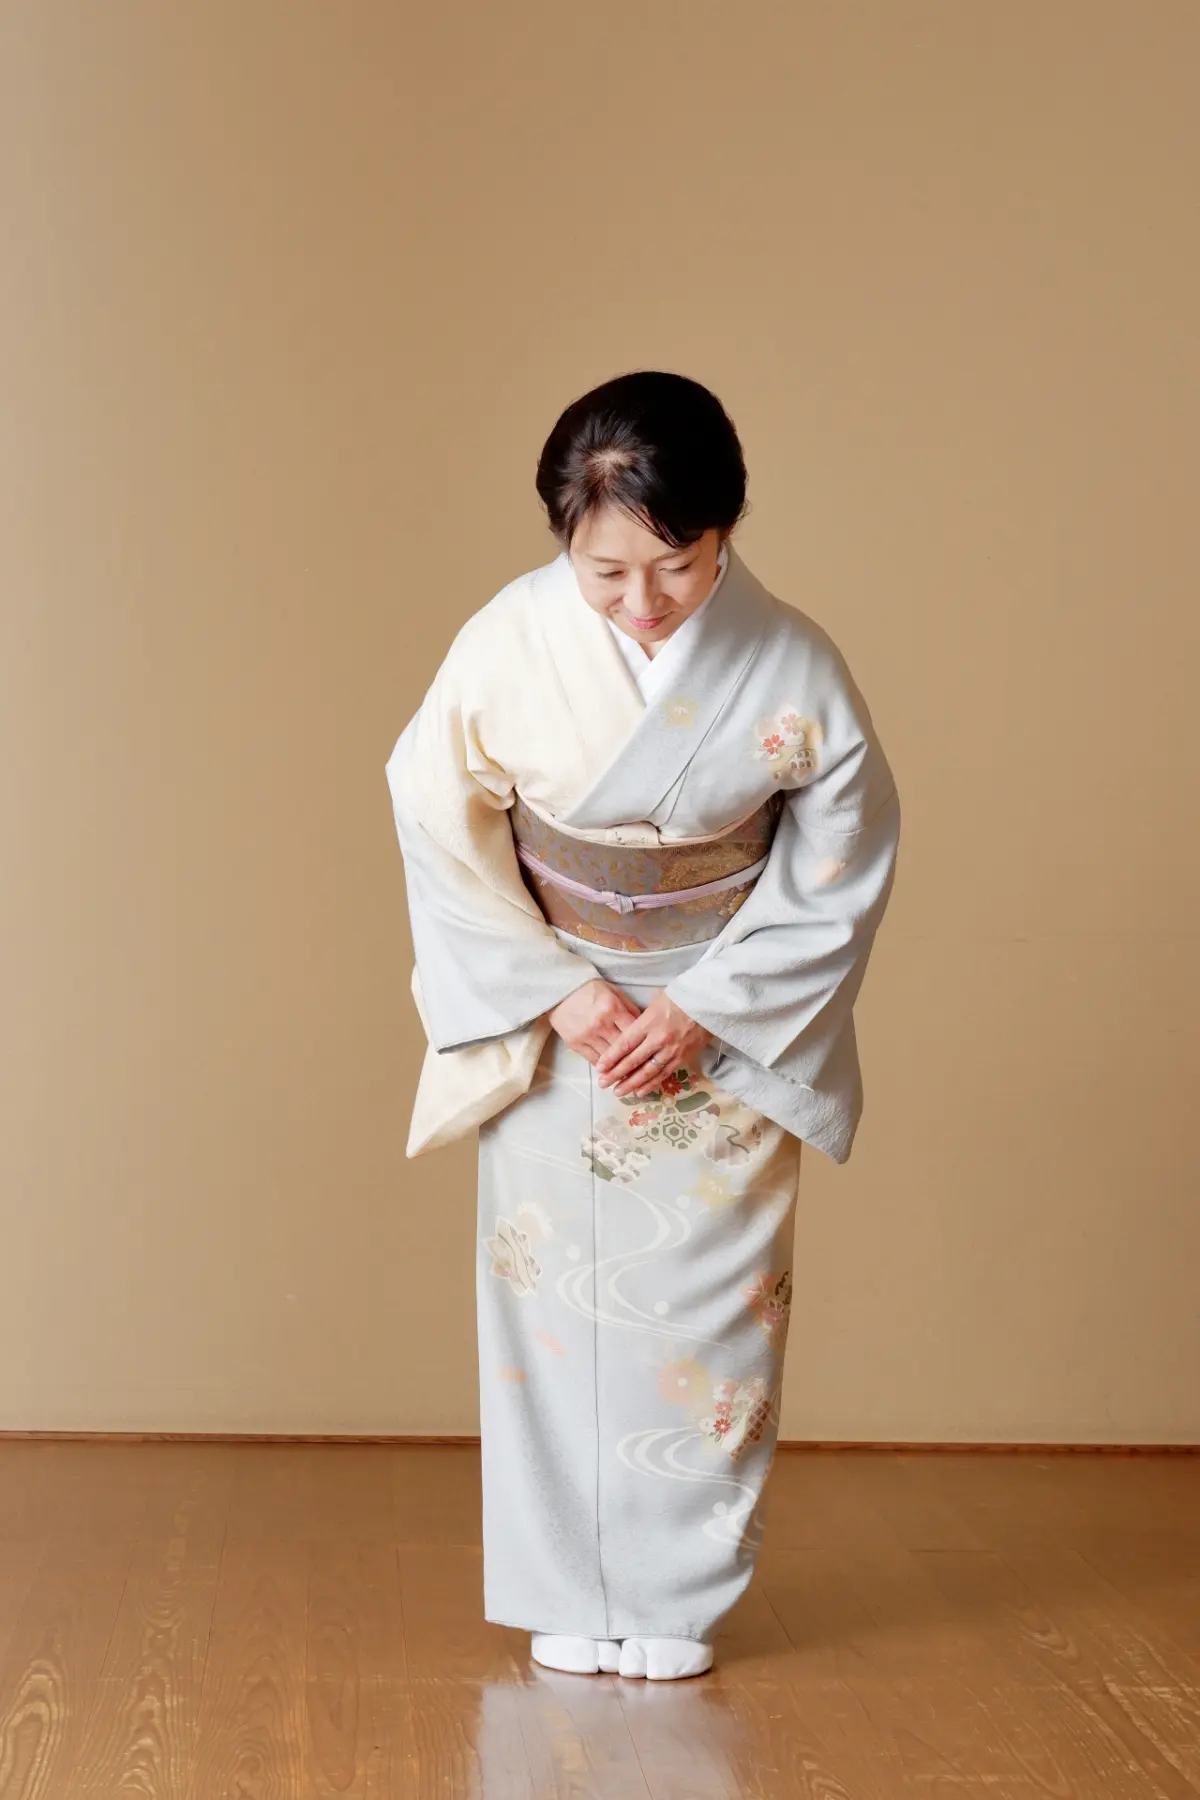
(658, 1356), (709, 1408)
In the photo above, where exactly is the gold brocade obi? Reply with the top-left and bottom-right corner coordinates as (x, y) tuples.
(510, 791), (784, 951)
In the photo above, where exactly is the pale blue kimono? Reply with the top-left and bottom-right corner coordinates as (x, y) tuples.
(385, 540), (900, 1641)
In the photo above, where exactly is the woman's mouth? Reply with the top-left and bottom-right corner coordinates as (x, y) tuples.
(624, 613), (665, 630)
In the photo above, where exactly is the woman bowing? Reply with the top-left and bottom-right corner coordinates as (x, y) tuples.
(385, 369), (900, 1681)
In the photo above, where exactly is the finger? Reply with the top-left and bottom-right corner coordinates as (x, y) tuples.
(597, 1013), (644, 1060)
(612, 1043), (675, 1095)
(598, 1038), (662, 1088)
(600, 989), (641, 1027)
(593, 1025), (635, 1064)
(628, 1054), (682, 1096)
(617, 1070), (668, 1098)
(595, 1019), (649, 1076)
(601, 1008), (640, 1042)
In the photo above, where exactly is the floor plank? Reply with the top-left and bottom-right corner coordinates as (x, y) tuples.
(183, 1536), (308, 1800)
(0, 1532), (135, 1799)
(305, 1539), (409, 1798)
(0, 1442), (1195, 1797)
(69, 1447), (233, 1797)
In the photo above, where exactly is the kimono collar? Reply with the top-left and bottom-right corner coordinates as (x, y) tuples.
(605, 538), (731, 699)
(533, 539), (779, 831)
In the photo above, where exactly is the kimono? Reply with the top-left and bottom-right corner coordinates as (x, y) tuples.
(384, 540), (900, 1643)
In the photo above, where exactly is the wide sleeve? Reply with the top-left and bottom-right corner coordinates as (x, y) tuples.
(384, 616), (600, 1055)
(662, 641), (900, 1086)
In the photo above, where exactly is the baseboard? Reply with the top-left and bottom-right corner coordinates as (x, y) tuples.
(0, 1431), (1196, 1453)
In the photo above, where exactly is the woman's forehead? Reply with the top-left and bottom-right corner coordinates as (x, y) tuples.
(573, 509), (708, 563)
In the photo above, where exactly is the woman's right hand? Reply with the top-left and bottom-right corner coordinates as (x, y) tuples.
(547, 979), (642, 1065)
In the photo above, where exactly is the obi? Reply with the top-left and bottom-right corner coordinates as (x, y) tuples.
(510, 791), (784, 952)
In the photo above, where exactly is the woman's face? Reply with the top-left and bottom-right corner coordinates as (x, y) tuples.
(568, 506), (726, 650)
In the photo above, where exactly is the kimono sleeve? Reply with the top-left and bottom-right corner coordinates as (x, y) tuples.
(662, 640), (900, 1083)
(384, 614), (599, 1054)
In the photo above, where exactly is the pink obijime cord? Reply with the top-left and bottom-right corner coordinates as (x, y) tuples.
(514, 843), (770, 917)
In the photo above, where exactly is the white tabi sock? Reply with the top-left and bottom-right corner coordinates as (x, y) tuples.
(530, 1634), (623, 1674)
(617, 1637), (714, 1680)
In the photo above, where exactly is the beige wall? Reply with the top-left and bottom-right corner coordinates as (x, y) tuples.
(2, 2), (1197, 1441)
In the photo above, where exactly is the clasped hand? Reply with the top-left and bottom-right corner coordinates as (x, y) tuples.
(546, 980), (711, 1098)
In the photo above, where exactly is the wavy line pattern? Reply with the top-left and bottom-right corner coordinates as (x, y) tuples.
(554, 1184), (739, 1350)
(615, 1424), (769, 1548)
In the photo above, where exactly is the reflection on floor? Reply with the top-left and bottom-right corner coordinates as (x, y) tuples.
(0, 1439), (1197, 1796)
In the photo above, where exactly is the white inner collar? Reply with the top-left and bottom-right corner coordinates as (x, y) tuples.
(605, 540), (730, 703)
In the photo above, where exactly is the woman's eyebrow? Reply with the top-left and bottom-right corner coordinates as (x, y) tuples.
(584, 550), (687, 564)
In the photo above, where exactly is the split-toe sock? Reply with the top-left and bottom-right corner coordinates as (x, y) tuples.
(530, 1634), (622, 1675)
(617, 1637), (714, 1680)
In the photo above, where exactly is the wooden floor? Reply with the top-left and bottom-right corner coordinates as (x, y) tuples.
(0, 1443), (1197, 1796)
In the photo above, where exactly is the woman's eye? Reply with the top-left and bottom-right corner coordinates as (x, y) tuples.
(599, 562), (691, 580)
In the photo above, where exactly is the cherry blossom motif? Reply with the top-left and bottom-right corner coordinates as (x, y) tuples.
(753, 708), (824, 784)
(698, 1376), (772, 1460)
(483, 1216), (542, 1295)
(661, 695), (699, 728)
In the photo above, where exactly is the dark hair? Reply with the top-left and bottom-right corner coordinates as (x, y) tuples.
(535, 369), (748, 551)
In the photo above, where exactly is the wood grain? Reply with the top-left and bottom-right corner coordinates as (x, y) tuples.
(0, 1442), (1195, 1797)
(70, 1448), (233, 1796)
(184, 1536), (308, 1799)
(305, 1538), (409, 1797)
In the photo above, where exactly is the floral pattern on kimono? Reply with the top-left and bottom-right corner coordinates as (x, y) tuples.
(753, 707), (824, 784)
(698, 1376), (773, 1460)
(484, 1216), (542, 1295)
(743, 1269), (793, 1344)
(580, 1126), (651, 1186)
(684, 1171), (740, 1212)
(584, 1072), (767, 1175)
(617, 1069), (720, 1151)
(699, 1102), (765, 1169)
(657, 1355), (712, 1413)
(660, 695), (699, 729)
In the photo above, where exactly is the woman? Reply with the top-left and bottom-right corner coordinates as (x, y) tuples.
(385, 370), (900, 1681)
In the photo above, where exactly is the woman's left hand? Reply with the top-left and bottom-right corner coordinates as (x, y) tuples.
(594, 993), (712, 1098)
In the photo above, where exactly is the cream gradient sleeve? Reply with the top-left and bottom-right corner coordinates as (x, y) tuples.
(384, 613), (598, 1153)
